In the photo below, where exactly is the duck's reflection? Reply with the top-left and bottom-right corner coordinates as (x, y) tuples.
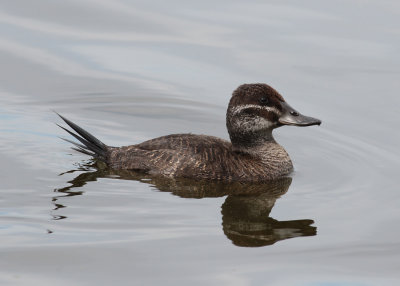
(222, 194), (316, 247)
(54, 161), (316, 247)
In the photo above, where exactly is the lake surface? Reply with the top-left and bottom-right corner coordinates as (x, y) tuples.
(1, 1), (400, 285)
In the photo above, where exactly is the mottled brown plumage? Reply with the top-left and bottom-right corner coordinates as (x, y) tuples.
(58, 83), (321, 182)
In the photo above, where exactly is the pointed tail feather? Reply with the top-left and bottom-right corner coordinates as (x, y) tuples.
(56, 112), (108, 160)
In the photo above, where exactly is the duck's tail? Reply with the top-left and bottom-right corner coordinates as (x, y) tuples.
(56, 112), (108, 160)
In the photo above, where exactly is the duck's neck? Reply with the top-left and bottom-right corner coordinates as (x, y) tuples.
(230, 129), (275, 152)
(231, 130), (293, 175)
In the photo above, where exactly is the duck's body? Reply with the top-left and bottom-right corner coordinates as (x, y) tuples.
(58, 83), (320, 182)
(107, 134), (292, 181)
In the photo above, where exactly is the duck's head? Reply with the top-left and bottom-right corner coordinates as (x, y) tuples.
(226, 83), (321, 148)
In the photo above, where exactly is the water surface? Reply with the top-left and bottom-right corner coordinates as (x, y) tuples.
(0, 1), (399, 285)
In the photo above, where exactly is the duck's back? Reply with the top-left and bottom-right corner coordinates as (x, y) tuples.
(136, 134), (231, 154)
(107, 134), (248, 180)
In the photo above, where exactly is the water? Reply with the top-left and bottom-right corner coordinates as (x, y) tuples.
(1, 1), (399, 285)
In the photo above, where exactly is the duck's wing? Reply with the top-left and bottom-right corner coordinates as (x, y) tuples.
(136, 133), (231, 153)
(107, 134), (233, 177)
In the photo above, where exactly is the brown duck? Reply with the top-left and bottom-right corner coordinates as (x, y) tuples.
(58, 83), (321, 181)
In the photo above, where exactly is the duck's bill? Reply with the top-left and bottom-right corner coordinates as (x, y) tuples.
(278, 102), (321, 127)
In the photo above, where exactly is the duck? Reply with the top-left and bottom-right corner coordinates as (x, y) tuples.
(57, 83), (321, 182)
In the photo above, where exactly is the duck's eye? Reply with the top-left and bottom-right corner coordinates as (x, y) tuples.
(259, 97), (268, 105)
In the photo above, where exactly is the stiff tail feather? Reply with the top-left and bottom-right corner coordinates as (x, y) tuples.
(56, 112), (108, 160)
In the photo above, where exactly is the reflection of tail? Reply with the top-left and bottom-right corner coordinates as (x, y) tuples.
(56, 113), (108, 160)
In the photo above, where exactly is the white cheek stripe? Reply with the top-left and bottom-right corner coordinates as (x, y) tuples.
(230, 104), (281, 117)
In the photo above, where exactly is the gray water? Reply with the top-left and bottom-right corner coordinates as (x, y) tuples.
(1, 1), (400, 285)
